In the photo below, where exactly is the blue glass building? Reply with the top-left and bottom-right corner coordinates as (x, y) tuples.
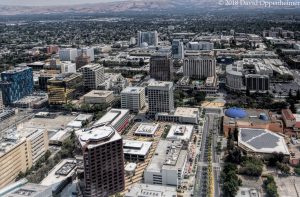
(0, 67), (34, 105)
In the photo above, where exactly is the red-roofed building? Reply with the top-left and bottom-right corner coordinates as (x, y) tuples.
(282, 109), (296, 128)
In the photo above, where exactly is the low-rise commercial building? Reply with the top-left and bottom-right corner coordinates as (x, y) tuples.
(123, 140), (152, 161)
(223, 107), (284, 137)
(83, 90), (114, 105)
(134, 123), (159, 137)
(144, 140), (187, 187)
(94, 108), (130, 133)
(238, 128), (290, 159)
(282, 109), (296, 128)
(12, 94), (48, 109)
(125, 183), (177, 197)
(166, 125), (194, 143)
(156, 107), (199, 124)
(0, 179), (52, 197)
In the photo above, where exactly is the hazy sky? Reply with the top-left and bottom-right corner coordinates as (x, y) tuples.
(0, 0), (124, 6)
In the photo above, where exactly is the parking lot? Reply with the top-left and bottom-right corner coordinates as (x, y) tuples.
(270, 82), (300, 97)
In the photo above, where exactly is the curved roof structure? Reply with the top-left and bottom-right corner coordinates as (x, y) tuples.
(225, 107), (247, 119)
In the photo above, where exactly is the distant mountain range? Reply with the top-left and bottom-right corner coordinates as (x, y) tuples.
(0, 0), (298, 16)
(0, 0), (217, 15)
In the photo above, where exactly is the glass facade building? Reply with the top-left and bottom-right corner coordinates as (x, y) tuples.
(0, 67), (34, 105)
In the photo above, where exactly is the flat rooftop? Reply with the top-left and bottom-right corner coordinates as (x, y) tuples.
(49, 128), (73, 143)
(174, 107), (199, 118)
(125, 183), (177, 197)
(147, 140), (187, 172)
(76, 125), (121, 149)
(0, 127), (45, 156)
(83, 90), (114, 98)
(121, 87), (145, 94)
(12, 95), (47, 104)
(238, 128), (290, 155)
(48, 73), (81, 82)
(123, 140), (152, 156)
(148, 81), (173, 89)
(40, 159), (76, 186)
(94, 108), (129, 127)
(2, 182), (51, 197)
(1, 66), (31, 74)
(134, 123), (159, 136)
(75, 114), (93, 121)
(166, 125), (193, 141)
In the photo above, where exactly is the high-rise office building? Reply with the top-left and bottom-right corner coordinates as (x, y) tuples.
(79, 64), (105, 90)
(245, 74), (270, 93)
(172, 39), (184, 59)
(0, 67), (34, 105)
(150, 53), (173, 81)
(183, 57), (216, 79)
(47, 73), (83, 105)
(121, 87), (146, 112)
(137, 31), (158, 47)
(76, 53), (91, 69)
(76, 125), (125, 197)
(59, 48), (78, 62)
(148, 81), (174, 115)
(78, 48), (95, 62)
(0, 90), (4, 111)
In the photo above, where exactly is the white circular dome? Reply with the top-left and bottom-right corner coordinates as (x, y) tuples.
(141, 42), (149, 48)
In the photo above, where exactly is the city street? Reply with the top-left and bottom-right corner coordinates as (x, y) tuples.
(194, 112), (221, 197)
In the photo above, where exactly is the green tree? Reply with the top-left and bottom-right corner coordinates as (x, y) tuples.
(44, 150), (51, 161)
(221, 163), (241, 197)
(233, 127), (239, 141)
(239, 157), (263, 177)
(264, 175), (279, 197)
